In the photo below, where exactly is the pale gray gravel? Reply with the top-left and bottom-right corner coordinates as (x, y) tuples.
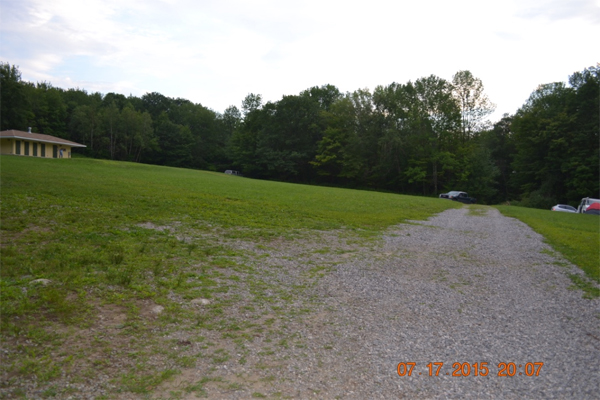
(180, 206), (599, 399)
(304, 206), (600, 399)
(173, 206), (599, 399)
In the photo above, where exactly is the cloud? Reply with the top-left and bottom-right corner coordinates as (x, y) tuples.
(517, 0), (600, 23)
(1, 0), (598, 117)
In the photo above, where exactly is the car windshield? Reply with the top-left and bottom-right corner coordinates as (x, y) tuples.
(448, 191), (462, 197)
(560, 205), (576, 211)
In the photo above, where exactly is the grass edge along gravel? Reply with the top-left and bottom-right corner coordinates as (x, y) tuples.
(1, 156), (461, 398)
(496, 205), (600, 298)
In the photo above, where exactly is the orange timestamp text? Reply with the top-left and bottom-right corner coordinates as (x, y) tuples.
(397, 362), (543, 377)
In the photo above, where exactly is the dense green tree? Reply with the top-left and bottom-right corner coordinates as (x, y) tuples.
(300, 84), (342, 111)
(149, 112), (194, 167)
(478, 114), (516, 203)
(369, 77), (461, 194)
(228, 94), (267, 176)
(256, 94), (324, 181)
(413, 75), (461, 193)
(70, 104), (101, 155)
(66, 90), (102, 149)
(0, 62), (33, 131)
(241, 93), (262, 116)
(222, 105), (241, 136)
(141, 92), (172, 120)
(510, 66), (599, 207)
(563, 67), (600, 201)
(311, 96), (357, 183)
(100, 101), (121, 159)
(103, 92), (128, 111)
(23, 82), (68, 138)
(3, 62), (596, 208)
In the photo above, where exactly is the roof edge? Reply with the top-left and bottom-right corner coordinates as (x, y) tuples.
(0, 130), (86, 147)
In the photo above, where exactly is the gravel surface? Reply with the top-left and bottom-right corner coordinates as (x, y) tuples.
(5, 207), (599, 399)
(151, 206), (599, 399)
(308, 206), (600, 399)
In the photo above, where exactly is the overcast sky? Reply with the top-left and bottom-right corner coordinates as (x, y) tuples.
(1, 0), (598, 122)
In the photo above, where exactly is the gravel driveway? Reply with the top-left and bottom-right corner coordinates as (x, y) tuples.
(302, 206), (600, 399)
(84, 206), (599, 399)
(192, 206), (596, 400)
(5, 207), (598, 399)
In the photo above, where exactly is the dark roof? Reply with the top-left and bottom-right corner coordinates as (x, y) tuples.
(0, 130), (86, 147)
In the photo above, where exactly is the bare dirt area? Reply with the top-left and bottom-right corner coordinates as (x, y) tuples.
(149, 206), (599, 399)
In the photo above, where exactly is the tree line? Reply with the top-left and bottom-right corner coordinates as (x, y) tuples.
(1, 62), (598, 208)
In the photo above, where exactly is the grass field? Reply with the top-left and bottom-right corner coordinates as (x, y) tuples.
(0, 156), (600, 398)
(1, 156), (461, 397)
(2, 156), (598, 397)
(496, 205), (600, 297)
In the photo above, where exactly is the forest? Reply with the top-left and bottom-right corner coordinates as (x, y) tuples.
(1, 62), (598, 208)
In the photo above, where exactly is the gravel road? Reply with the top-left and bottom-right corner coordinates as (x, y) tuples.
(11, 206), (597, 399)
(303, 206), (600, 399)
(172, 206), (599, 399)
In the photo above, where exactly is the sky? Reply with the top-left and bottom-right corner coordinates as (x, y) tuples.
(1, 0), (599, 122)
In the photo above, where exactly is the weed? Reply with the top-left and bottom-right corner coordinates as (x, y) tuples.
(187, 243), (198, 255)
(568, 274), (600, 299)
(211, 349), (230, 363)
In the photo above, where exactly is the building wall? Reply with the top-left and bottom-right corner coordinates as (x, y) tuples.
(0, 139), (73, 158)
(0, 138), (14, 154)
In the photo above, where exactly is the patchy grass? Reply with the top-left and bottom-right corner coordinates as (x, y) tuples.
(496, 205), (600, 298)
(466, 204), (488, 216)
(0, 155), (460, 398)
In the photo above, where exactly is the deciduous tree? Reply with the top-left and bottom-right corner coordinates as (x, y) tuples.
(452, 70), (495, 140)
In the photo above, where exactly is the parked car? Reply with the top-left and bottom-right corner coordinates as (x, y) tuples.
(551, 204), (577, 213)
(583, 202), (600, 215)
(224, 170), (243, 176)
(576, 197), (600, 213)
(439, 191), (477, 204)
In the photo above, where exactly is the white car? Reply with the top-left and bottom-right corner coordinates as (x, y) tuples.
(551, 204), (577, 213)
(576, 197), (600, 213)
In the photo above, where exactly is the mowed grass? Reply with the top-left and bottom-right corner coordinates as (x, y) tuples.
(1, 155), (461, 397)
(496, 205), (600, 297)
(1, 155), (460, 299)
(1, 156), (459, 234)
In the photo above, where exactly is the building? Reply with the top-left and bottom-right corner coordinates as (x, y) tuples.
(0, 129), (86, 159)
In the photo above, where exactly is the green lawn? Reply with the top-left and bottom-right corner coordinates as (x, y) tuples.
(1, 156), (458, 233)
(1, 156), (461, 295)
(496, 205), (600, 296)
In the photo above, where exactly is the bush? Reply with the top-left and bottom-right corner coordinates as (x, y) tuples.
(516, 190), (557, 210)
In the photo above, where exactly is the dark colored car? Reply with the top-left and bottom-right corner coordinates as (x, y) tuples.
(439, 191), (477, 204)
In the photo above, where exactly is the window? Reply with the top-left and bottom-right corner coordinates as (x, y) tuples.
(33, 143), (38, 156)
(41, 144), (46, 157)
(24, 142), (29, 156)
(53, 145), (58, 158)
(16, 140), (21, 155)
